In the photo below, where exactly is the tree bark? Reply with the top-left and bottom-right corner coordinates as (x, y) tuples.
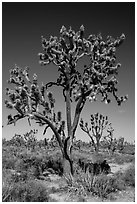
(63, 156), (73, 177)
(34, 113), (64, 153)
(33, 113), (74, 177)
(63, 74), (74, 178)
(95, 138), (100, 153)
(63, 136), (74, 178)
(72, 97), (85, 136)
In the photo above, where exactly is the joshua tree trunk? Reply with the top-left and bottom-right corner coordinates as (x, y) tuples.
(95, 138), (100, 153)
(63, 137), (74, 177)
(63, 86), (85, 178)
(34, 113), (74, 177)
(63, 79), (74, 177)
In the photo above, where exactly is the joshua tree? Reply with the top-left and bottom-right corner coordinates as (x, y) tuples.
(10, 133), (25, 147)
(10, 129), (38, 150)
(103, 123), (117, 154)
(23, 129), (38, 150)
(80, 113), (114, 153)
(5, 26), (127, 177)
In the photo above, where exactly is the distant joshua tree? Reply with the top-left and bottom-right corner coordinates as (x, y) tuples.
(23, 129), (38, 150)
(80, 113), (114, 153)
(103, 124), (117, 155)
(5, 26), (127, 178)
(9, 129), (38, 150)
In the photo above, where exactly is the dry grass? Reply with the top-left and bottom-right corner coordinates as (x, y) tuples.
(3, 177), (49, 202)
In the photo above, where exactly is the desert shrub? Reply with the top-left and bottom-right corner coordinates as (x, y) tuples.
(66, 168), (95, 200)
(122, 165), (135, 187)
(76, 169), (94, 192)
(67, 168), (127, 200)
(32, 151), (64, 175)
(92, 175), (111, 198)
(15, 159), (27, 171)
(3, 179), (49, 202)
(45, 156), (63, 175)
(15, 154), (43, 179)
(3, 144), (63, 180)
(2, 168), (27, 187)
(2, 169), (13, 185)
(15, 151), (63, 176)
(2, 156), (17, 170)
(112, 153), (135, 164)
(121, 145), (135, 155)
(65, 170), (88, 201)
(16, 163), (40, 180)
(3, 181), (13, 202)
(92, 174), (125, 198)
(2, 169), (20, 201)
(2, 146), (20, 170)
(112, 172), (126, 191)
(77, 158), (111, 175)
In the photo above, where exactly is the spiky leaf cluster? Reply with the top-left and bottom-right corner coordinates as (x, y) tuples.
(72, 32), (128, 104)
(5, 66), (65, 134)
(39, 25), (90, 69)
(5, 65), (43, 125)
(39, 26), (127, 106)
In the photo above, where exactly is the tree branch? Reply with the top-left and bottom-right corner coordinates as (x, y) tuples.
(33, 113), (64, 153)
(80, 124), (96, 148)
(45, 81), (65, 89)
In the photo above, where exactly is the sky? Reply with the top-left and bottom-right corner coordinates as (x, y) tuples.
(2, 2), (135, 142)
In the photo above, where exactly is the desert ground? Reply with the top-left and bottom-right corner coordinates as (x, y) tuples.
(2, 139), (135, 202)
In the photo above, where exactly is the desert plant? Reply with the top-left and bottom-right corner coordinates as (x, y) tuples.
(102, 124), (117, 154)
(23, 129), (38, 150)
(67, 168), (126, 200)
(7, 129), (38, 150)
(2, 146), (19, 169)
(80, 113), (114, 153)
(3, 179), (49, 202)
(113, 153), (135, 164)
(122, 164), (135, 187)
(37, 138), (48, 149)
(5, 25), (127, 177)
(15, 150), (64, 176)
(120, 144), (135, 155)
(66, 168), (95, 199)
(2, 156), (17, 170)
(92, 174), (125, 199)
(10, 134), (26, 147)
